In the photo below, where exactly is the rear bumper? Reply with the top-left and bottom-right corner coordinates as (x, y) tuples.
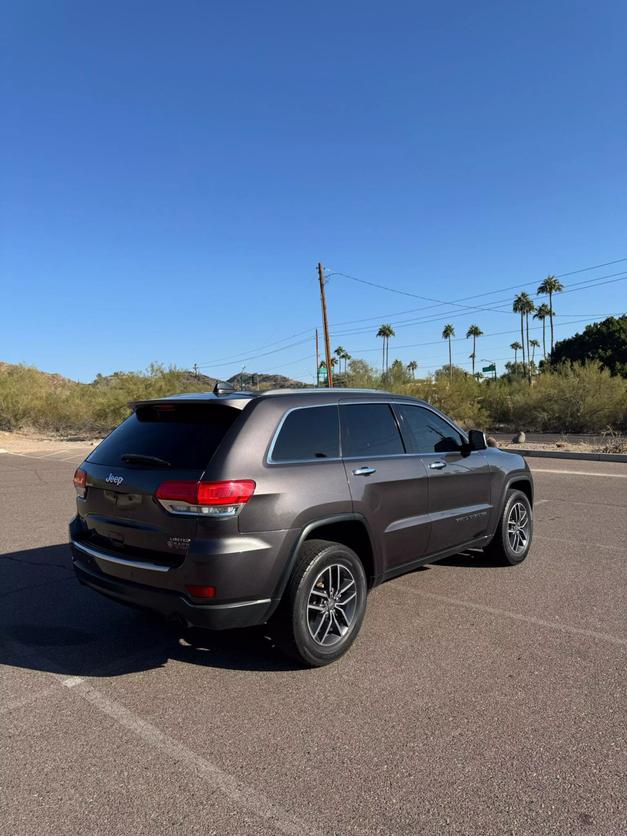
(71, 548), (275, 630)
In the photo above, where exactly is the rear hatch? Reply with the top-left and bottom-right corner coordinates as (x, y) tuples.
(75, 401), (240, 568)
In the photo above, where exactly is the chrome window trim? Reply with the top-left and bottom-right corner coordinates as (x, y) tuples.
(266, 403), (341, 465)
(266, 399), (469, 465)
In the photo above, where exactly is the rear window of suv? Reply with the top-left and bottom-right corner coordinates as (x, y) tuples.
(87, 403), (240, 470)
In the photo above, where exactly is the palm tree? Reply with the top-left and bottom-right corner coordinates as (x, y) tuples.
(334, 345), (345, 370)
(513, 292), (534, 378)
(466, 324), (483, 375)
(342, 351), (351, 373)
(511, 341), (523, 371)
(537, 275), (564, 353)
(376, 324), (395, 373)
(524, 297), (536, 372)
(442, 324), (455, 378)
(529, 338), (540, 365)
(533, 303), (551, 359)
(407, 360), (417, 378)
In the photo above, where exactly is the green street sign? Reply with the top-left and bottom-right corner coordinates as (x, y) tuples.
(482, 364), (496, 373)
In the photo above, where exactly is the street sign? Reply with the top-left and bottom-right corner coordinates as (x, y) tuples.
(482, 364), (495, 373)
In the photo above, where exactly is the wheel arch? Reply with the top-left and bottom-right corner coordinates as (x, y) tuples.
(270, 514), (379, 616)
(506, 474), (534, 506)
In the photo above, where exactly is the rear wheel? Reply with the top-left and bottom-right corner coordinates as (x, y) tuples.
(485, 488), (533, 565)
(273, 539), (368, 667)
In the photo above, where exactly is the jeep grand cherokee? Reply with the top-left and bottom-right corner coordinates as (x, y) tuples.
(70, 385), (533, 666)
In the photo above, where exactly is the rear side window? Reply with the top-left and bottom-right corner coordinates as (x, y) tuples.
(88, 403), (240, 469)
(397, 405), (464, 453)
(271, 405), (339, 462)
(340, 403), (404, 457)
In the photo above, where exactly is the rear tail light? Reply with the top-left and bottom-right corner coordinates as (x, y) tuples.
(155, 480), (255, 517)
(73, 468), (87, 498)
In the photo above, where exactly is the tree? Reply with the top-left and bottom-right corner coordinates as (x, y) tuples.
(513, 292), (535, 380)
(376, 324), (395, 373)
(537, 275), (564, 352)
(511, 341), (523, 371)
(342, 351), (351, 373)
(334, 346), (345, 371)
(466, 324), (483, 375)
(548, 315), (627, 376)
(407, 360), (417, 378)
(533, 303), (551, 359)
(442, 324), (455, 378)
(529, 338), (540, 364)
(388, 359), (411, 386)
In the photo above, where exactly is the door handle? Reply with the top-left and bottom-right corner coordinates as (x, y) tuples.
(429, 460), (447, 470)
(352, 466), (376, 476)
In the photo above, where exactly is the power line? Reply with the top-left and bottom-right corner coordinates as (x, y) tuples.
(343, 313), (626, 355)
(327, 258), (627, 328)
(329, 273), (627, 338)
(192, 257), (626, 372)
(195, 327), (314, 368)
(328, 270), (516, 316)
(197, 336), (312, 370)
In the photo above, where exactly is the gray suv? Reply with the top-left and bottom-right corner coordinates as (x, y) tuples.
(70, 386), (533, 666)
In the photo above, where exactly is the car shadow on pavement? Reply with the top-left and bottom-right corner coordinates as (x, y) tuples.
(0, 544), (300, 677)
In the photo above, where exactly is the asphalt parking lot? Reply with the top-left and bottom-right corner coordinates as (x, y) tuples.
(1, 450), (625, 835)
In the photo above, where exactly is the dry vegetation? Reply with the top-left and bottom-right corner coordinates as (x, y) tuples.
(0, 359), (625, 438)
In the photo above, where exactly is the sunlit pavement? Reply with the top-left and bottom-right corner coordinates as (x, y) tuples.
(1, 452), (625, 835)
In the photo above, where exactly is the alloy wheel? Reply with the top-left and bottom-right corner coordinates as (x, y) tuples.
(307, 563), (358, 646)
(507, 501), (530, 554)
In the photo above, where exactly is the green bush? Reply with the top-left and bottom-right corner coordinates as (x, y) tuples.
(482, 361), (626, 432)
(1, 359), (625, 437)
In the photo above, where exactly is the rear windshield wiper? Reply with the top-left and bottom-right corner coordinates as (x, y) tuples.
(121, 453), (171, 467)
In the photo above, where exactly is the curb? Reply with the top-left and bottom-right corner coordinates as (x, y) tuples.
(500, 448), (627, 463)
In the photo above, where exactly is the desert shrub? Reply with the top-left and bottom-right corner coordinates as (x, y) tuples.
(404, 367), (488, 429)
(0, 363), (211, 436)
(482, 361), (626, 432)
(1, 359), (624, 437)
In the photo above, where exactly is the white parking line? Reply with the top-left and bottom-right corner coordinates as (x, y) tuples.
(532, 468), (627, 478)
(2, 637), (320, 836)
(393, 586), (626, 646)
(73, 681), (320, 836)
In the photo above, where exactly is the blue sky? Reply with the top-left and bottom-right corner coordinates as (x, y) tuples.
(2, 0), (626, 382)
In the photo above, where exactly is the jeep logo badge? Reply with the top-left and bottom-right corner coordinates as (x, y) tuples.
(106, 473), (124, 486)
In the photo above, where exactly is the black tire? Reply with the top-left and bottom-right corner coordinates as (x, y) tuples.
(484, 488), (533, 565)
(272, 539), (368, 667)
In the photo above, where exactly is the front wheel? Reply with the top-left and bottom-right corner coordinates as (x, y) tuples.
(484, 489), (533, 565)
(273, 539), (368, 667)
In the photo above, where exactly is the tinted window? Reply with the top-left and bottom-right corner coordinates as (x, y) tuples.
(271, 406), (339, 461)
(340, 403), (404, 457)
(88, 403), (239, 469)
(398, 405), (464, 453)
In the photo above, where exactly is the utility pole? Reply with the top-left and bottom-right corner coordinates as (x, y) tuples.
(315, 329), (320, 386)
(193, 363), (198, 377)
(317, 262), (333, 387)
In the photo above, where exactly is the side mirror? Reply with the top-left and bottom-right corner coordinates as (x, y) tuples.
(467, 429), (487, 451)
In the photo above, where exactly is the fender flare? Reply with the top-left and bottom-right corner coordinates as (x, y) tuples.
(268, 512), (378, 616)
(504, 472), (534, 506)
